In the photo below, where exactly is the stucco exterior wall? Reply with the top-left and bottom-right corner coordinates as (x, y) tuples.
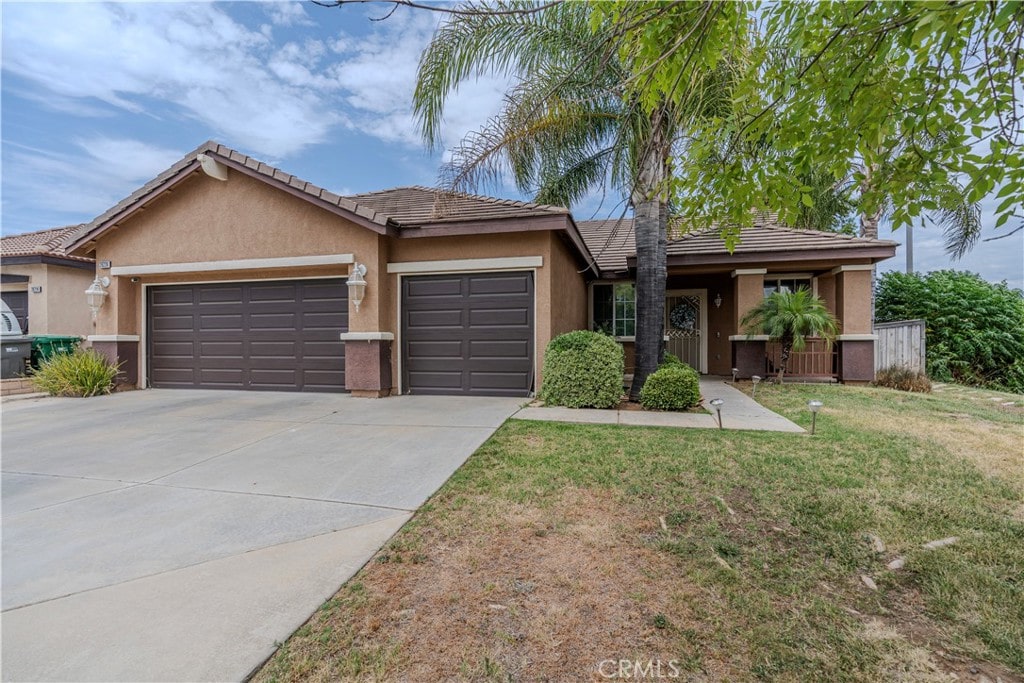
(1, 263), (93, 336)
(548, 235), (588, 338)
(834, 268), (873, 334)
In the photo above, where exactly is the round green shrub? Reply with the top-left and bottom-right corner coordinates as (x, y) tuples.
(539, 330), (624, 408)
(639, 364), (700, 410)
(660, 353), (684, 368)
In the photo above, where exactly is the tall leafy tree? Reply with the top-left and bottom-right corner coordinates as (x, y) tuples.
(741, 290), (839, 382)
(413, 1), (745, 398)
(594, 1), (1023, 246)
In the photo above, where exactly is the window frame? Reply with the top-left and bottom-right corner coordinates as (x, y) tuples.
(589, 280), (637, 341)
(762, 273), (815, 298)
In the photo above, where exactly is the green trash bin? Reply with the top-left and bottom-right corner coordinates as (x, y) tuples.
(30, 335), (82, 369)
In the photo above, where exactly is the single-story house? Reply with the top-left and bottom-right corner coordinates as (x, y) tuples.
(1, 226), (96, 336)
(64, 141), (896, 397)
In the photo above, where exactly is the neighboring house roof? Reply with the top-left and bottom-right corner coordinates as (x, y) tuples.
(65, 141), (589, 265)
(577, 216), (898, 273)
(1, 225), (94, 265)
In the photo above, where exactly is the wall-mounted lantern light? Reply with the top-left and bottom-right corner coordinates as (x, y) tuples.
(807, 399), (823, 435)
(709, 397), (724, 429)
(347, 263), (367, 312)
(714, 292), (723, 308)
(85, 276), (110, 319)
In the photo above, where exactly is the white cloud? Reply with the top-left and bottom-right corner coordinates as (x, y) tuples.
(2, 3), (338, 158)
(3, 138), (185, 227)
(263, 1), (314, 27)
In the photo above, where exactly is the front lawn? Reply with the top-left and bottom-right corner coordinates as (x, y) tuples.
(257, 383), (1023, 682)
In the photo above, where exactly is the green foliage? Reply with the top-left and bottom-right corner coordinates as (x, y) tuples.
(639, 363), (700, 410)
(539, 330), (624, 408)
(741, 290), (838, 380)
(875, 271), (1024, 392)
(31, 348), (120, 398)
(660, 353), (684, 368)
(595, 1), (1022, 243)
(874, 365), (932, 394)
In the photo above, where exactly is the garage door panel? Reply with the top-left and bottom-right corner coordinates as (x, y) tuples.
(468, 274), (530, 295)
(2, 291), (29, 333)
(468, 307), (530, 327)
(403, 272), (533, 397)
(148, 279), (347, 392)
(405, 278), (463, 298)
(468, 340), (529, 358)
(199, 341), (244, 357)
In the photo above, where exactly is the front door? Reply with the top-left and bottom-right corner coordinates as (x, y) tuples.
(664, 290), (707, 373)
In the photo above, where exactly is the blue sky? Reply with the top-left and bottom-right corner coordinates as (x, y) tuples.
(2, 1), (1021, 289)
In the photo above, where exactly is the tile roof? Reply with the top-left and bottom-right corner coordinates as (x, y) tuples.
(577, 216), (898, 272)
(66, 141), (571, 251)
(1, 225), (93, 262)
(343, 186), (569, 228)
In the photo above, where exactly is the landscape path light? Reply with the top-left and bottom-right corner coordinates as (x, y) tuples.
(808, 399), (824, 435)
(709, 397), (724, 430)
(751, 375), (762, 397)
(731, 367), (739, 383)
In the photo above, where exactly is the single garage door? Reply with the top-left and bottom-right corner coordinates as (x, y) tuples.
(402, 271), (534, 396)
(148, 279), (347, 392)
(2, 290), (29, 333)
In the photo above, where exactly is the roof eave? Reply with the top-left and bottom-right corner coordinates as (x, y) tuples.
(630, 245), (898, 268)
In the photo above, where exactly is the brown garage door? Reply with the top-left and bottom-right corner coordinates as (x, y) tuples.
(148, 279), (347, 392)
(402, 271), (534, 396)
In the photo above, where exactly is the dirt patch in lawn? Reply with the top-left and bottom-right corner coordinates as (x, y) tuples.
(257, 488), (740, 682)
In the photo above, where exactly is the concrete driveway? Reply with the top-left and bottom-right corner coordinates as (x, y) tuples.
(1, 389), (521, 682)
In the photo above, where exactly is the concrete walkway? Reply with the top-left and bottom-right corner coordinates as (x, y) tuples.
(512, 377), (804, 433)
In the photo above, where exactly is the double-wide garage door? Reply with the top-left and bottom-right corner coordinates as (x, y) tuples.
(148, 279), (347, 392)
(402, 271), (534, 397)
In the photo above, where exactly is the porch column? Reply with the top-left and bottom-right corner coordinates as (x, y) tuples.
(832, 264), (876, 383)
(729, 268), (766, 379)
(343, 255), (395, 397)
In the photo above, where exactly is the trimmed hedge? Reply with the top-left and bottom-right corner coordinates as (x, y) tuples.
(539, 330), (624, 408)
(640, 363), (701, 410)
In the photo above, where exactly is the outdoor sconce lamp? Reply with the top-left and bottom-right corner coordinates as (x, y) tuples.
(710, 398), (724, 430)
(714, 292), (723, 308)
(347, 263), (367, 312)
(751, 375), (762, 397)
(85, 276), (110, 319)
(808, 399), (823, 435)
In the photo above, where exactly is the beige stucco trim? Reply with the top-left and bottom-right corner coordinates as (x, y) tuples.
(339, 332), (395, 341)
(838, 334), (878, 341)
(830, 264), (874, 274)
(731, 268), (767, 277)
(729, 334), (770, 341)
(87, 334), (140, 342)
(1, 283), (29, 292)
(386, 256), (543, 274)
(111, 254), (355, 276)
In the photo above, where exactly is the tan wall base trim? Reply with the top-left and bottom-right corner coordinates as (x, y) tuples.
(350, 389), (391, 398)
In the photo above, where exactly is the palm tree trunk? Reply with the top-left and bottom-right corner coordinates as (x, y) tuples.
(778, 340), (792, 383)
(628, 116), (668, 400)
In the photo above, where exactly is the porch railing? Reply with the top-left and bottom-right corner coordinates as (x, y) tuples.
(765, 339), (838, 378)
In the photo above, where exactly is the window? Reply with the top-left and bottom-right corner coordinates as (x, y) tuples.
(592, 282), (636, 337)
(763, 276), (811, 297)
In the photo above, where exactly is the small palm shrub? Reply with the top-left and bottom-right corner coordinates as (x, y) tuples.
(640, 363), (701, 410)
(873, 365), (932, 393)
(540, 330), (624, 408)
(32, 348), (120, 397)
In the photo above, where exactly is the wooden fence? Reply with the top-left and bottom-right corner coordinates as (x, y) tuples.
(874, 319), (926, 372)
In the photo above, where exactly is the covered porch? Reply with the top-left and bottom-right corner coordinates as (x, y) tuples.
(582, 219), (898, 385)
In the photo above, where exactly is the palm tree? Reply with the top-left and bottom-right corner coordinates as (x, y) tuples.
(740, 290), (839, 383)
(413, 1), (739, 399)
